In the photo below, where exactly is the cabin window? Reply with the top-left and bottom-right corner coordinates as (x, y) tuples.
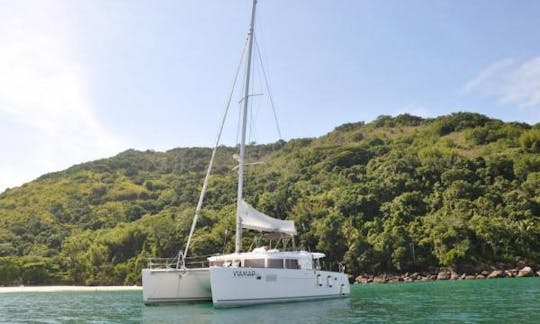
(267, 259), (284, 269)
(209, 260), (230, 267)
(244, 258), (265, 268)
(285, 259), (299, 269)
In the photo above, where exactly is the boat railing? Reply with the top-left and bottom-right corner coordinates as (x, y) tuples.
(319, 261), (347, 273)
(147, 255), (210, 269)
(183, 255), (210, 268)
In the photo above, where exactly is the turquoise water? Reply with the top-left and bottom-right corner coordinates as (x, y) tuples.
(1, 278), (539, 323)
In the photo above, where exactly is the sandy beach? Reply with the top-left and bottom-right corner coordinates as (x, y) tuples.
(0, 286), (142, 294)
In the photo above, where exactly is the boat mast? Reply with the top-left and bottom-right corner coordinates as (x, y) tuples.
(236, 0), (257, 254)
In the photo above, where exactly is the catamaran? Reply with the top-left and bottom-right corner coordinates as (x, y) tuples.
(206, 0), (350, 307)
(142, 0), (350, 306)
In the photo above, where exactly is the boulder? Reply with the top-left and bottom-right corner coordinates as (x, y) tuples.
(518, 266), (534, 277)
(505, 269), (517, 278)
(373, 276), (387, 284)
(465, 275), (476, 280)
(451, 271), (460, 280)
(476, 274), (486, 279)
(437, 271), (450, 280)
(389, 277), (400, 283)
(487, 270), (504, 279)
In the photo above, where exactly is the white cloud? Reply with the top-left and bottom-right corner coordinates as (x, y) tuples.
(463, 57), (540, 109)
(0, 1), (124, 192)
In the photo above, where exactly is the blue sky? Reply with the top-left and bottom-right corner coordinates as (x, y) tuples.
(1, 0), (540, 191)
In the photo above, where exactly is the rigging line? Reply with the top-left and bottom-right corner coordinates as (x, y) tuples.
(236, 51), (248, 146)
(249, 94), (257, 145)
(248, 53), (258, 146)
(254, 36), (283, 140)
(249, 52), (267, 145)
(236, 99), (242, 146)
(244, 47), (257, 190)
(181, 37), (249, 266)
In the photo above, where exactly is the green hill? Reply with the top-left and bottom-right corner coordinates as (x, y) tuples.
(1, 112), (539, 285)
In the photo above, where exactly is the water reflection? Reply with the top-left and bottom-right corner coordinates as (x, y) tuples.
(3, 279), (540, 323)
(141, 298), (351, 323)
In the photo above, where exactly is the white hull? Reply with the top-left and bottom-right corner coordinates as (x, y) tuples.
(142, 267), (211, 304)
(209, 267), (350, 307)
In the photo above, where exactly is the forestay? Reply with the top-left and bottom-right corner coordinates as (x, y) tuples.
(238, 199), (296, 235)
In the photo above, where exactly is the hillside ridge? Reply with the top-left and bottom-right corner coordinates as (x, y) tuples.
(1, 112), (539, 285)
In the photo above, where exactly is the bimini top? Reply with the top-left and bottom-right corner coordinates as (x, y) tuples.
(239, 199), (296, 235)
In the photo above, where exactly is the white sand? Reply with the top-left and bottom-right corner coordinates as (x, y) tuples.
(0, 286), (142, 293)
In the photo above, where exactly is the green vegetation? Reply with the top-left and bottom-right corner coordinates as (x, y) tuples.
(1, 112), (539, 285)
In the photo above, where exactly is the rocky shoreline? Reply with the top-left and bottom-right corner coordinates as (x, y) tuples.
(355, 266), (540, 284)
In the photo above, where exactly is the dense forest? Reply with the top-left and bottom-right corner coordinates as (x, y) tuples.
(1, 112), (539, 285)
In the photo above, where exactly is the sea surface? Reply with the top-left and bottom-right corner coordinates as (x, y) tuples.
(1, 278), (539, 323)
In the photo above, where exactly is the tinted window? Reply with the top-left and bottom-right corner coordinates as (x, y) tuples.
(244, 258), (265, 268)
(209, 260), (230, 267)
(267, 259), (284, 269)
(285, 259), (299, 269)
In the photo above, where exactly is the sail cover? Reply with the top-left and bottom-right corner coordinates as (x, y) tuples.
(239, 199), (296, 235)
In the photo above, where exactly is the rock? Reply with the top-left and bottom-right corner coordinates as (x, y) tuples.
(476, 274), (486, 279)
(460, 273), (467, 280)
(481, 270), (490, 276)
(437, 271), (450, 280)
(373, 276), (387, 284)
(429, 274), (438, 280)
(355, 274), (379, 284)
(465, 275), (476, 280)
(451, 271), (460, 280)
(389, 277), (400, 283)
(505, 270), (516, 278)
(537, 271), (540, 277)
(355, 275), (368, 284)
(488, 270), (504, 279)
(518, 266), (534, 277)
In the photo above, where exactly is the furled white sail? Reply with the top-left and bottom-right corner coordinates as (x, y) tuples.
(238, 199), (297, 235)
